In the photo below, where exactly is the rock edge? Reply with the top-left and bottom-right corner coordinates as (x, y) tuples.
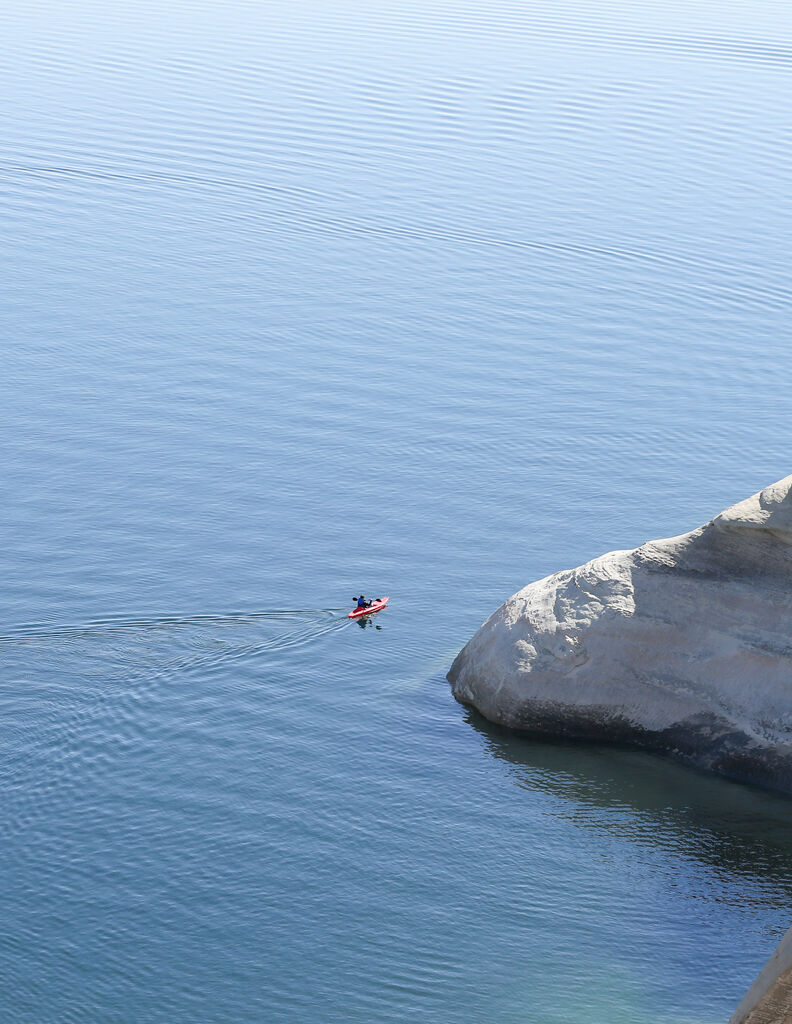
(448, 475), (792, 793)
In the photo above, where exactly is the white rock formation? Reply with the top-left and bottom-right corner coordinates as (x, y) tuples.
(449, 475), (792, 792)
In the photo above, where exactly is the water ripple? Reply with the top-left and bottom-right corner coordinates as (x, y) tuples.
(2, 159), (789, 312)
(0, 607), (352, 840)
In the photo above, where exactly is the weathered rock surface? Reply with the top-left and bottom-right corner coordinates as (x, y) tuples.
(448, 475), (792, 792)
(730, 923), (792, 1024)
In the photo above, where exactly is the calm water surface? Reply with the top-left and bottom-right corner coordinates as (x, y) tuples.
(1, 1), (791, 1021)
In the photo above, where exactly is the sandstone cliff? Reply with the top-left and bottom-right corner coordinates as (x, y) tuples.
(448, 475), (792, 792)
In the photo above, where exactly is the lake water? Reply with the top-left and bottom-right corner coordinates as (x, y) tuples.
(2, 1), (791, 1021)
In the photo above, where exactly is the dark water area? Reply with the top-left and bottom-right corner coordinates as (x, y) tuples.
(1, 0), (791, 1020)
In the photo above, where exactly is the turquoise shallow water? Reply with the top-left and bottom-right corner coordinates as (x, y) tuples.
(1, 1), (791, 1021)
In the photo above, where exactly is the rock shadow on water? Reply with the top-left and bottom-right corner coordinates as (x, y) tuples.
(464, 705), (792, 901)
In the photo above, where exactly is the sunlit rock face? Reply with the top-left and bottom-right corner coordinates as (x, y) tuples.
(449, 476), (792, 793)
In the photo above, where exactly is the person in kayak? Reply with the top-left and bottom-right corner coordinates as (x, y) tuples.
(356, 595), (372, 609)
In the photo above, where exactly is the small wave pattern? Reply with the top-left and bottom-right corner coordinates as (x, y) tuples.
(0, 606), (349, 839)
(0, 606), (346, 647)
(1, 159), (790, 313)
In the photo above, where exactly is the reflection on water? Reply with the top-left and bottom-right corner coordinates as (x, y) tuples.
(467, 707), (792, 919)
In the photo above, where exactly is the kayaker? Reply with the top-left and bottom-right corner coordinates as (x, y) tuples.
(356, 595), (371, 609)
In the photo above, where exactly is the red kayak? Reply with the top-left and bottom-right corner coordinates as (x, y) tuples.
(348, 596), (389, 619)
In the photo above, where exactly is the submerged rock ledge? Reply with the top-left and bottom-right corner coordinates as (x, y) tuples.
(449, 475), (792, 793)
